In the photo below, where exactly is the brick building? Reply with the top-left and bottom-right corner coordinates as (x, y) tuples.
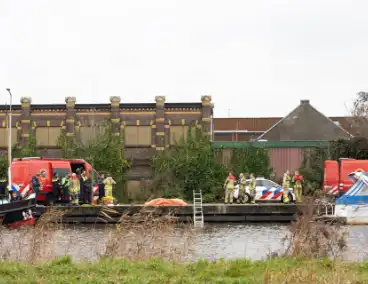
(0, 95), (213, 191)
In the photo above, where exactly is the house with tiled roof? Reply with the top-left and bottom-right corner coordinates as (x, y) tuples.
(257, 100), (352, 141)
(213, 100), (354, 141)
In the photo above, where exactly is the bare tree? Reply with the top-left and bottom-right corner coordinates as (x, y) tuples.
(350, 91), (368, 137)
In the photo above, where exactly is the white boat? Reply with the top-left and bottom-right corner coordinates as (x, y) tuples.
(334, 171), (368, 224)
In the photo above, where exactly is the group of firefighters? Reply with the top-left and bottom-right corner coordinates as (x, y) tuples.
(223, 170), (304, 204)
(1, 168), (305, 205)
(0, 169), (117, 205)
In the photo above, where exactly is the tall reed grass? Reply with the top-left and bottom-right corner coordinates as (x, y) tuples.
(0, 206), (194, 263)
(0, 202), (350, 266)
(282, 201), (348, 259)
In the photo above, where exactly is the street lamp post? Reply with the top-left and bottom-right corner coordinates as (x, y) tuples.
(6, 88), (12, 189)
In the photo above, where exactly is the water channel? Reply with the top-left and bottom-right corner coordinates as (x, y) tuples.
(0, 223), (367, 262)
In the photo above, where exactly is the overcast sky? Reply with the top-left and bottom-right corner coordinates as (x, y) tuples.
(1, 0), (367, 117)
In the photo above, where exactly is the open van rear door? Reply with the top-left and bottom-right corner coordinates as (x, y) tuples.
(324, 160), (339, 195)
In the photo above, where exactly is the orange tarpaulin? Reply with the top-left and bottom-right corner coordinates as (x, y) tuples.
(144, 198), (188, 206)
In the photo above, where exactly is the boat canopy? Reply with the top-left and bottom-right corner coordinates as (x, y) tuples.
(336, 171), (368, 205)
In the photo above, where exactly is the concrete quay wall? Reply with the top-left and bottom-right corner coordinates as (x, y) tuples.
(34, 204), (312, 223)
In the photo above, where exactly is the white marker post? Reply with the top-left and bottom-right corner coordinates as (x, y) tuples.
(6, 88), (12, 191)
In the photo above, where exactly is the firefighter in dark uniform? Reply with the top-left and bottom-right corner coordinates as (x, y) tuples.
(78, 169), (86, 204)
(0, 176), (8, 200)
(52, 173), (61, 203)
(98, 173), (105, 204)
(83, 175), (92, 204)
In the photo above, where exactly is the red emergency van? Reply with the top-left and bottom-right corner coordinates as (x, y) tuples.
(11, 157), (100, 204)
(323, 158), (368, 196)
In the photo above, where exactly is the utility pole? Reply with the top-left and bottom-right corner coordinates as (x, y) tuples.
(6, 88), (12, 188)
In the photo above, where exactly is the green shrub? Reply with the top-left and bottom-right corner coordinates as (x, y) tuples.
(299, 147), (330, 195)
(329, 137), (368, 160)
(0, 155), (8, 178)
(85, 121), (130, 186)
(56, 128), (84, 159)
(231, 147), (273, 178)
(13, 130), (39, 158)
(152, 126), (227, 201)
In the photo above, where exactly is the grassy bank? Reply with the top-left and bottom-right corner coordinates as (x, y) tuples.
(1, 257), (368, 283)
(0, 205), (355, 283)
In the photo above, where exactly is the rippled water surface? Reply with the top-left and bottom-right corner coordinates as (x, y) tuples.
(1, 223), (368, 262)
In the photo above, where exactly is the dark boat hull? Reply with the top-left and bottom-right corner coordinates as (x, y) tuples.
(0, 198), (37, 225)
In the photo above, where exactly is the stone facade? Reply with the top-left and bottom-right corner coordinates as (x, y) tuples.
(0, 96), (213, 188)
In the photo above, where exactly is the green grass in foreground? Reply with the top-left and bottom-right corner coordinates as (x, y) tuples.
(0, 257), (368, 284)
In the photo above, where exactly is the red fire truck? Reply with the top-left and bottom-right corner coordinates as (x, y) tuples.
(323, 158), (368, 196)
(11, 157), (99, 204)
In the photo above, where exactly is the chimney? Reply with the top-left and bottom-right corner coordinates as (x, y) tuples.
(300, 100), (309, 105)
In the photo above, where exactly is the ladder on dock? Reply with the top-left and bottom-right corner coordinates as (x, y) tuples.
(193, 190), (204, 228)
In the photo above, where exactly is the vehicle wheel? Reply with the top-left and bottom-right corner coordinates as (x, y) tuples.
(243, 193), (251, 203)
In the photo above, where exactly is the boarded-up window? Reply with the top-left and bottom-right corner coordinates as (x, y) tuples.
(0, 128), (17, 147)
(0, 129), (5, 147)
(124, 126), (151, 146)
(79, 126), (104, 145)
(48, 127), (61, 146)
(36, 127), (62, 146)
(36, 127), (49, 146)
(170, 126), (189, 145)
(124, 126), (138, 145)
(138, 126), (151, 146)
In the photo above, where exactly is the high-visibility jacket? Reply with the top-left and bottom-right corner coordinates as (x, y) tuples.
(104, 177), (116, 197)
(70, 178), (80, 194)
(249, 178), (256, 191)
(292, 175), (303, 188)
(283, 173), (291, 188)
(224, 175), (236, 189)
(61, 177), (71, 188)
(239, 177), (247, 190)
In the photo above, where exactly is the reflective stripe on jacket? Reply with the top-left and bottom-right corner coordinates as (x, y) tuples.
(249, 178), (256, 190)
(239, 177), (247, 190)
(224, 177), (235, 189)
(283, 173), (291, 188)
